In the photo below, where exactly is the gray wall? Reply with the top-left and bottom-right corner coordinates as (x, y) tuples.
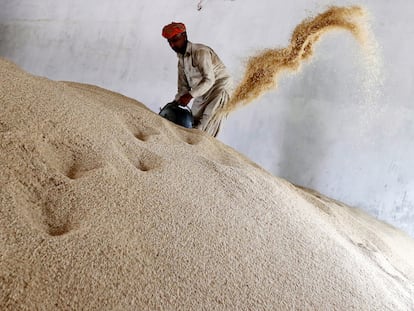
(1, 0), (413, 237)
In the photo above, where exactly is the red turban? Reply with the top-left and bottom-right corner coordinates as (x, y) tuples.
(162, 22), (186, 39)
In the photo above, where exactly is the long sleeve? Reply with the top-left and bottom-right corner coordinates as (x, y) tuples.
(188, 49), (215, 98)
(174, 58), (190, 101)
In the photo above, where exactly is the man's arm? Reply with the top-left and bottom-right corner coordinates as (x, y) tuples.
(174, 59), (190, 102)
(189, 49), (215, 98)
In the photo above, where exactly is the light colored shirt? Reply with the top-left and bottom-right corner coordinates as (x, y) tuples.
(174, 41), (232, 101)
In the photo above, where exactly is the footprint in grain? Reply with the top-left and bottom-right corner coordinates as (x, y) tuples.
(133, 127), (161, 142)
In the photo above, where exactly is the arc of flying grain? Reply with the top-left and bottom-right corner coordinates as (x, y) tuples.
(212, 6), (369, 122)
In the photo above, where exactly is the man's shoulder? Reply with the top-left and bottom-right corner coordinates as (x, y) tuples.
(190, 42), (213, 53)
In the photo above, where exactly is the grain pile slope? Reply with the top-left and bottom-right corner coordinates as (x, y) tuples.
(1, 58), (413, 310)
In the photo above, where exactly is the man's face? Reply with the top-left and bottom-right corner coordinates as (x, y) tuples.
(168, 32), (187, 54)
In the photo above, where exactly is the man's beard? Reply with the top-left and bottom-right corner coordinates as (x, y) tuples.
(173, 41), (188, 55)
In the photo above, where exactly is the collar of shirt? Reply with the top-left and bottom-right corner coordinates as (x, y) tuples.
(177, 41), (192, 59)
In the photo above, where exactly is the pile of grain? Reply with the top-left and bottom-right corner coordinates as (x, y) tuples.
(0, 58), (412, 310)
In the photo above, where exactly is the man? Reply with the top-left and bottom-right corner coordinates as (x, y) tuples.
(162, 22), (232, 137)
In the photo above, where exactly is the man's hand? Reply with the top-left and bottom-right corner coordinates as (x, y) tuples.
(178, 93), (193, 106)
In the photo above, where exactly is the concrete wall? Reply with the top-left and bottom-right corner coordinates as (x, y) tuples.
(1, 0), (413, 237)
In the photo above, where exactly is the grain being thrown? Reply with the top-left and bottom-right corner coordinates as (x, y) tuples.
(215, 6), (378, 119)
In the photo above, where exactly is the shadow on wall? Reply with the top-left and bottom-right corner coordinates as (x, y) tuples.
(277, 102), (328, 189)
(0, 22), (39, 68)
(276, 61), (345, 191)
(0, 24), (10, 56)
